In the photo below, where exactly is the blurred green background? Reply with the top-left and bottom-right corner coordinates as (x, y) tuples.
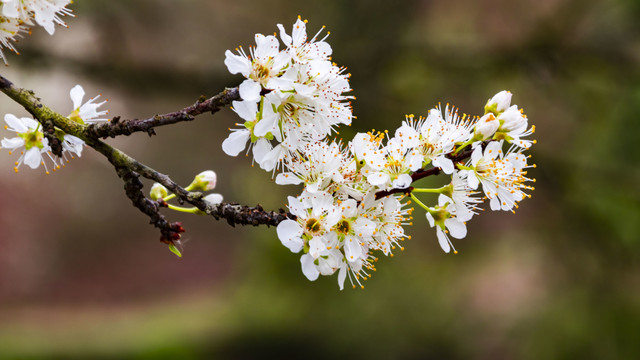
(0, 0), (639, 359)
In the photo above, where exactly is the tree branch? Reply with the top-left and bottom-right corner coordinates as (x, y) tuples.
(0, 74), (291, 243)
(84, 87), (240, 138)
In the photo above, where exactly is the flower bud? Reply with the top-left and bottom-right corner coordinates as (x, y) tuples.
(189, 170), (217, 191)
(203, 193), (224, 205)
(484, 90), (512, 115)
(150, 183), (168, 200)
(473, 113), (499, 141)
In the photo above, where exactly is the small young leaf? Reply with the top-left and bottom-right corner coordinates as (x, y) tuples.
(168, 244), (182, 258)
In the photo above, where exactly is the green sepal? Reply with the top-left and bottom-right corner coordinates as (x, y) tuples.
(484, 103), (498, 116)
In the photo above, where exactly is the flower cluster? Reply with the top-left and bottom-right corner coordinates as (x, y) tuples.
(222, 16), (353, 172)
(225, 19), (537, 289)
(0, 0), (72, 63)
(1, 84), (107, 173)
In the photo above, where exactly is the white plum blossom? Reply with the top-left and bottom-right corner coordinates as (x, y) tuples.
(1, 114), (51, 172)
(277, 16), (332, 64)
(351, 131), (421, 190)
(0, 15), (24, 64)
(439, 170), (482, 222)
(59, 84), (109, 160)
(0, 0), (72, 63)
(425, 196), (468, 254)
(68, 85), (108, 124)
(224, 34), (290, 101)
(222, 100), (275, 167)
(400, 106), (473, 175)
(275, 141), (347, 192)
(277, 191), (341, 253)
(460, 141), (534, 211)
(223, 17), (353, 171)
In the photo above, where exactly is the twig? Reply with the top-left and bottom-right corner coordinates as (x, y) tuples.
(0, 74), (291, 243)
(84, 87), (240, 138)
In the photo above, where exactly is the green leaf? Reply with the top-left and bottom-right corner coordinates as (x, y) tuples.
(168, 244), (182, 258)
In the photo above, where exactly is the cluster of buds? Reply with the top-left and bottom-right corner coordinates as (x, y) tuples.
(1, 85), (107, 173)
(225, 18), (537, 289)
(150, 170), (224, 257)
(0, 0), (73, 63)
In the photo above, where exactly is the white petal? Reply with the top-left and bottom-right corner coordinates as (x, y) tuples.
(467, 173), (480, 189)
(276, 219), (304, 253)
(344, 236), (362, 262)
(4, 114), (28, 133)
(224, 50), (251, 76)
(23, 147), (42, 169)
(337, 265), (347, 291)
(300, 254), (319, 281)
(239, 80), (262, 102)
(485, 141), (503, 159)
(433, 156), (454, 175)
(490, 196), (501, 211)
(252, 138), (272, 165)
(392, 173), (413, 189)
(366, 172), (390, 186)
(231, 100), (257, 122)
(1, 137), (24, 149)
(425, 212), (435, 227)
(69, 85), (85, 110)
(254, 34), (280, 59)
(308, 236), (324, 259)
(253, 112), (278, 137)
(471, 145), (483, 167)
(445, 219), (467, 239)
(354, 218), (376, 237)
(436, 228), (451, 253)
(276, 23), (292, 47)
(221, 130), (250, 156)
(275, 172), (303, 185)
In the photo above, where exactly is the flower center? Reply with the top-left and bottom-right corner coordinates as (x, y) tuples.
(253, 63), (270, 81)
(305, 218), (322, 235)
(19, 129), (45, 150)
(335, 219), (351, 235)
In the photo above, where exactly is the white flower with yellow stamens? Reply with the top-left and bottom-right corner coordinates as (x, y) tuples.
(68, 85), (108, 124)
(277, 16), (332, 64)
(0, 15), (25, 64)
(425, 196), (467, 254)
(460, 141), (535, 211)
(1, 114), (51, 172)
(224, 33), (291, 102)
(276, 191), (341, 253)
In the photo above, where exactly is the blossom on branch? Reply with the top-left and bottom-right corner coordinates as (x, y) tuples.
(0, 0), (73, 63)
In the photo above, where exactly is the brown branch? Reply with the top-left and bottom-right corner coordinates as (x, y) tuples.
(84, 87), (240, 138)
(0, 74), (292, 244)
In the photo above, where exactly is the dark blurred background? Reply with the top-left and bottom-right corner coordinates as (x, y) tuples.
(0, 0), (638, 359)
